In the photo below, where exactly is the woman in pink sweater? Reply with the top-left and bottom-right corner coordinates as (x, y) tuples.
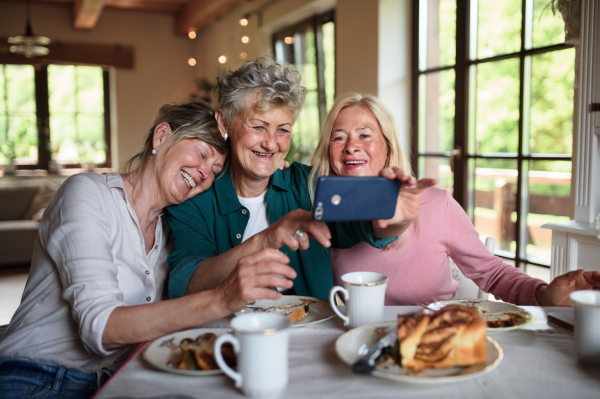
(309, 92), (600, 306)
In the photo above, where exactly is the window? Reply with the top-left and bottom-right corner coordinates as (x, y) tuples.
(412, 0), (575, 274)
(0, 65), (37, 166)
(273, 11), (335, 164)
(48, 65), (107, 166)
(0, 64), (111, 172)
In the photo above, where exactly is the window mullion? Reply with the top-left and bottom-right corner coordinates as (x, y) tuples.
(34, 65), (50, 170)
(102, 70), (111, 168)
(453, 0), (470, 209)
(314, 15), (326, 129)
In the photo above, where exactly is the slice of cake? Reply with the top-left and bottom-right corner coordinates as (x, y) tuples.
(397, 305), (487, 370)
(266, 298), (315, 322)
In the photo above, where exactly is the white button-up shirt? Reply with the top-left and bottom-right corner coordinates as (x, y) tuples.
(0, 173), (170, 372)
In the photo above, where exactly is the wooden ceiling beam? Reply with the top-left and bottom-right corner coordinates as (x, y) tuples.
(174, 0), (246, 36)
(73, 0), (106, 30)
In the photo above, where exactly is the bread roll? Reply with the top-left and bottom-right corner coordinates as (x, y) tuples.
(397, 305), (487, 370)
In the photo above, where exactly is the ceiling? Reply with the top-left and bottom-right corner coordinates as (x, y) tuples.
(2, 0), (248, 35)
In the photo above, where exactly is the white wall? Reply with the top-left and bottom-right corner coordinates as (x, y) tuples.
(0, 2), (194, 168)
(378, 0), (412, 161)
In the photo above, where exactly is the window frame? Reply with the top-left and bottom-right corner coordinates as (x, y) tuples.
(0, 63), (112, 171)
(272, 10), (335, 130)
(410, 0), (575, 271)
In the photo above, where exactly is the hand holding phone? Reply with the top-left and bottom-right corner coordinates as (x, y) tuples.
(312, 176), (401, 222)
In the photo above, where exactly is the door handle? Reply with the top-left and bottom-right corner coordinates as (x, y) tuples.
(450, 146), (462, 173)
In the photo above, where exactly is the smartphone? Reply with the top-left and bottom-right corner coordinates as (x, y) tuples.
(312, 176), (401, 222)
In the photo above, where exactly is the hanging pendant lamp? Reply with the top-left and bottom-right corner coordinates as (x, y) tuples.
(8, 0), (51, 58)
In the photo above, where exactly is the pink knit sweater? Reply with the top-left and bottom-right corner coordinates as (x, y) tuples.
(331, 187), (546, 306)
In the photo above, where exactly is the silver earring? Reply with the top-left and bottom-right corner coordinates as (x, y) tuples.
(151, 149), (157, 155)
(223, 133), (228, 141)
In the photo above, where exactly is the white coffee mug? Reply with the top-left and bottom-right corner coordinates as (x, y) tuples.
(570, 290), (600, 365)
(329, 271), (388, 328)
(214, 313), (291, 397)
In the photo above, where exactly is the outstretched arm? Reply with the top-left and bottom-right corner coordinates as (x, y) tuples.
(103, 249), (295, 350)
(535, 270), (600, 306)
(183, 209), (331, 295)
(371, 167), (438, 238)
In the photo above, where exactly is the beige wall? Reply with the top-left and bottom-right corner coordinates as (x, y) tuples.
(336, 0), (379, 95)
(0, 2), (194, 168)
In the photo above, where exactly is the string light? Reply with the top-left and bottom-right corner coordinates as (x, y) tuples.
(241, 36), (250, 44)
(188, 58), (196, 66)
(218, 55), (227, 64)
(240, 52), (248, 60)
(284, 37), (295, 44)
(188, 31), (196, 39)
(239, 18), (248, 26)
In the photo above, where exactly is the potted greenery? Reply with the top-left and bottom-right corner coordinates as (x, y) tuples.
(0, 138), (17, 174)
(546, 0), (581, 43)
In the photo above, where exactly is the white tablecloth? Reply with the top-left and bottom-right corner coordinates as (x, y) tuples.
(93, 306), (600, 399)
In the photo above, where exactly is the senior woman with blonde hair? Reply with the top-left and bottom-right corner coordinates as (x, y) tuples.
(166, 58), (418, 301)
(311, 91), (600, 306)
(0, 99), (296, 399)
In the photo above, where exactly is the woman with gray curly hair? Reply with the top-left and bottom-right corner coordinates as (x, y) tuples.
(166, 58), (418, 301)
(0, 98), (297, 399)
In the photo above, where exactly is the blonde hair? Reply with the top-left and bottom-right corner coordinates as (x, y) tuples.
(308, 92), (412, 200)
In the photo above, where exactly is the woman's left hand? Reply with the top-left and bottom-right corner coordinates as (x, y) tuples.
(536, 269), (600, 306)
(372, 167), (438, 235)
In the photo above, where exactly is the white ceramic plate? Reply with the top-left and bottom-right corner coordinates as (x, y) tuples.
(235, 295), (334, 327)
(336, 321), (503, 384)
(428, 299), (535, 332)
(143, 327), (231, 376)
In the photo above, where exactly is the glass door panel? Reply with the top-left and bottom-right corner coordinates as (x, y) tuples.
(419, 0), (457, 70)
(473, 158), (518, 253)
(418, 70), (456, 154)
(525, 160), (571, 262)
(532, 0), (567, 48)
(475, 0), (522, 58)
(419, 156), (453, 194)
(529, 49), (575, 155)
(474, 58), (520, 154)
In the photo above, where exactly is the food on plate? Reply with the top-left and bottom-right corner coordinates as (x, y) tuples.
(167, 333), (236, 371)
(471, 305), (528, 328)
(396, 305), (487, 370)
(265, 298), (315, 322)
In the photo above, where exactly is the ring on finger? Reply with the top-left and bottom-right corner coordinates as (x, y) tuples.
(293, 229), (305, 240)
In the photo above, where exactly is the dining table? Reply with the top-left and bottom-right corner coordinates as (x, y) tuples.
(93, 306), (600, 399)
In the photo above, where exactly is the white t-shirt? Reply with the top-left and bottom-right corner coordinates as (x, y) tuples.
(238, 190), (290, 293)
(238, 190), (270, 242)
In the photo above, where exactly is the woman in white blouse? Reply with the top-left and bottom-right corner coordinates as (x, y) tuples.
(0, 99), (296, 399)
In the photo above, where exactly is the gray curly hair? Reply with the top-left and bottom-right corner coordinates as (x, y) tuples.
(215, 56), (307, 127)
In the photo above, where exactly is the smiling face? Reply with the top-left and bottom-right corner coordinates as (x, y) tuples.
(158, 138), (226, 205)
(227, 95), (294, 187)
(329, 106), (389, 177)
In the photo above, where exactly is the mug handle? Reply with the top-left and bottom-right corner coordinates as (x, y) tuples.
(329, 286), (349, 326)
(214, 334), (241, 388)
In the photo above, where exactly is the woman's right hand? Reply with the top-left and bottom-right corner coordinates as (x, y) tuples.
(257, 209), (332, 251)
(214, 248), (297, 314)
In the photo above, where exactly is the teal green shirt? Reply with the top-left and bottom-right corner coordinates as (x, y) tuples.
(166, 163), (396, 300)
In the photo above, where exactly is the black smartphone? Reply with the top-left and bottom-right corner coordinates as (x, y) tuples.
(312, 176), (401, 222)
